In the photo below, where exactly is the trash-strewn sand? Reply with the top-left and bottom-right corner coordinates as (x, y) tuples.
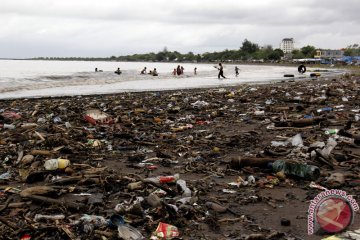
(0, 73), (359, 239)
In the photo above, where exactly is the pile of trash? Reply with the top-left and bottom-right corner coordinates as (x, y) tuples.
(0, 73), (360, 239)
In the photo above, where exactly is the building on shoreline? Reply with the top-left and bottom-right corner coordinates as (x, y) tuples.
(314, 49), (344, 59)
(280, 38), (294, 53)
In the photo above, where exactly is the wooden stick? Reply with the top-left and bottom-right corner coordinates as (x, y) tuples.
(30, 150), (53, 156)
(95, 230), (115, 237)
(0, 216), (19, 230)
(35, 131), (46, 141)
(61, 226), (77, 240)
(24, 195), (85, 210)
(218, 217), (242, 223)
(0, 201), (31, 209)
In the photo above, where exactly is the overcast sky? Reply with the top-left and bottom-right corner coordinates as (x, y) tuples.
(1, 0), (359, 58)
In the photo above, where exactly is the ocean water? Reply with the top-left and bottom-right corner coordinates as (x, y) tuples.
(0, 60), (341, 99)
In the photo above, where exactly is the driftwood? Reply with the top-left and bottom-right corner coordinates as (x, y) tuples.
(61, 226), (77, 240)
(0, 201), (31, 209)
(20, 186), (58, 197)
(231, 157), (276, 169)
(30, 149), (53, 156)
(265, 149), (291, 156)
(274, 117), (324, 128)
(19, 186), (85, 209)
(0, 216), (19, 230)
(46, 174), (102, 185)
(290, 118), (323, 127)
(24, 195), (85, 210)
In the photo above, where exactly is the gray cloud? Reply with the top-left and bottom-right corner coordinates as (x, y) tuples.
(0, 0), (359, 58)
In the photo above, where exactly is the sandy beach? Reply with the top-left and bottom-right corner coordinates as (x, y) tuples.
(0, 72), (360, 239)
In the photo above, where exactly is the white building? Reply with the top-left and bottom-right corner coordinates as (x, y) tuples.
(280, 38), (294, 53)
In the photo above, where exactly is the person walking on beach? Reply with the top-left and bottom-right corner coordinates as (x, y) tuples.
(181, 66), (184, 74)
(172, 68), (177, 75)
(141, 67), (147, 74)
(217, 63), (226, 79)
(194, 67), (197, 75)
(235, 66), (239, 77)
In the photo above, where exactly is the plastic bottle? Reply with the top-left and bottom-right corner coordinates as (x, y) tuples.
(176, 179), (191, 197)
(144, 174), (180, 184)
(271, 160), (320, 181)
(44, 158), (70, 170)
(319, 138), (337, 159)
(34, 214), (65, 221)
(76, 214), (108, 233)
(21, 123), (38, 129)
(0, 172), (11, 180)
(0, 124), (15, 130)
(109, 215), (144, 240)
(317, 107), (333, 113)
(325, 129), (339, 135)
(118, 224), (144, 240)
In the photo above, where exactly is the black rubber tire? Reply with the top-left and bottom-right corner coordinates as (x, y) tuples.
(298, 65), (306, 74)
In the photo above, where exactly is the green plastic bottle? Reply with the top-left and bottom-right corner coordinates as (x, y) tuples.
(271, 160), (320, 181)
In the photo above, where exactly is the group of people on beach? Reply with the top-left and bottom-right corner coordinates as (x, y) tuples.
(173, 65), (185, 76)
(95, 63), (240, 78)
(95, 67), (122, 75)
(216, 63), (240, 79)
(140, 67), (158, 76)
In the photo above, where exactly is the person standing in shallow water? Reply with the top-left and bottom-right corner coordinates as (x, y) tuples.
(152, 68), (158, 76)
(176, 65), (182, 76)
(235, 66), (239, 77)
(217, 63), (226, 79)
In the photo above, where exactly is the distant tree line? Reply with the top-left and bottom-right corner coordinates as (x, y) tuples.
(114, 40), (285, 62)
(32, 40), (360, 62)
(291, 45), (316, 59)
(344, 44), (360, 56)
(32, 39), (285, 62)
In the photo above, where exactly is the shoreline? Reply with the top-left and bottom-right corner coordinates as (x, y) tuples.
(0, 69), (346, 100)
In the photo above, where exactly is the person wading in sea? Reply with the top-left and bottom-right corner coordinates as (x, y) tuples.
(217, 63), (226, 79)
(115, 68), (122, 75)
(176, 65), (182, 76)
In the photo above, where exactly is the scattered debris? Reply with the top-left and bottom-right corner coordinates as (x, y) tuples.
(1, 74), (360, 239)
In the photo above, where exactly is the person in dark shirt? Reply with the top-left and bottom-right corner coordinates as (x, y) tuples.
(217, 63), (226, 79)
(176, 65), (182, 76)
(115, 68), (122, 75)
